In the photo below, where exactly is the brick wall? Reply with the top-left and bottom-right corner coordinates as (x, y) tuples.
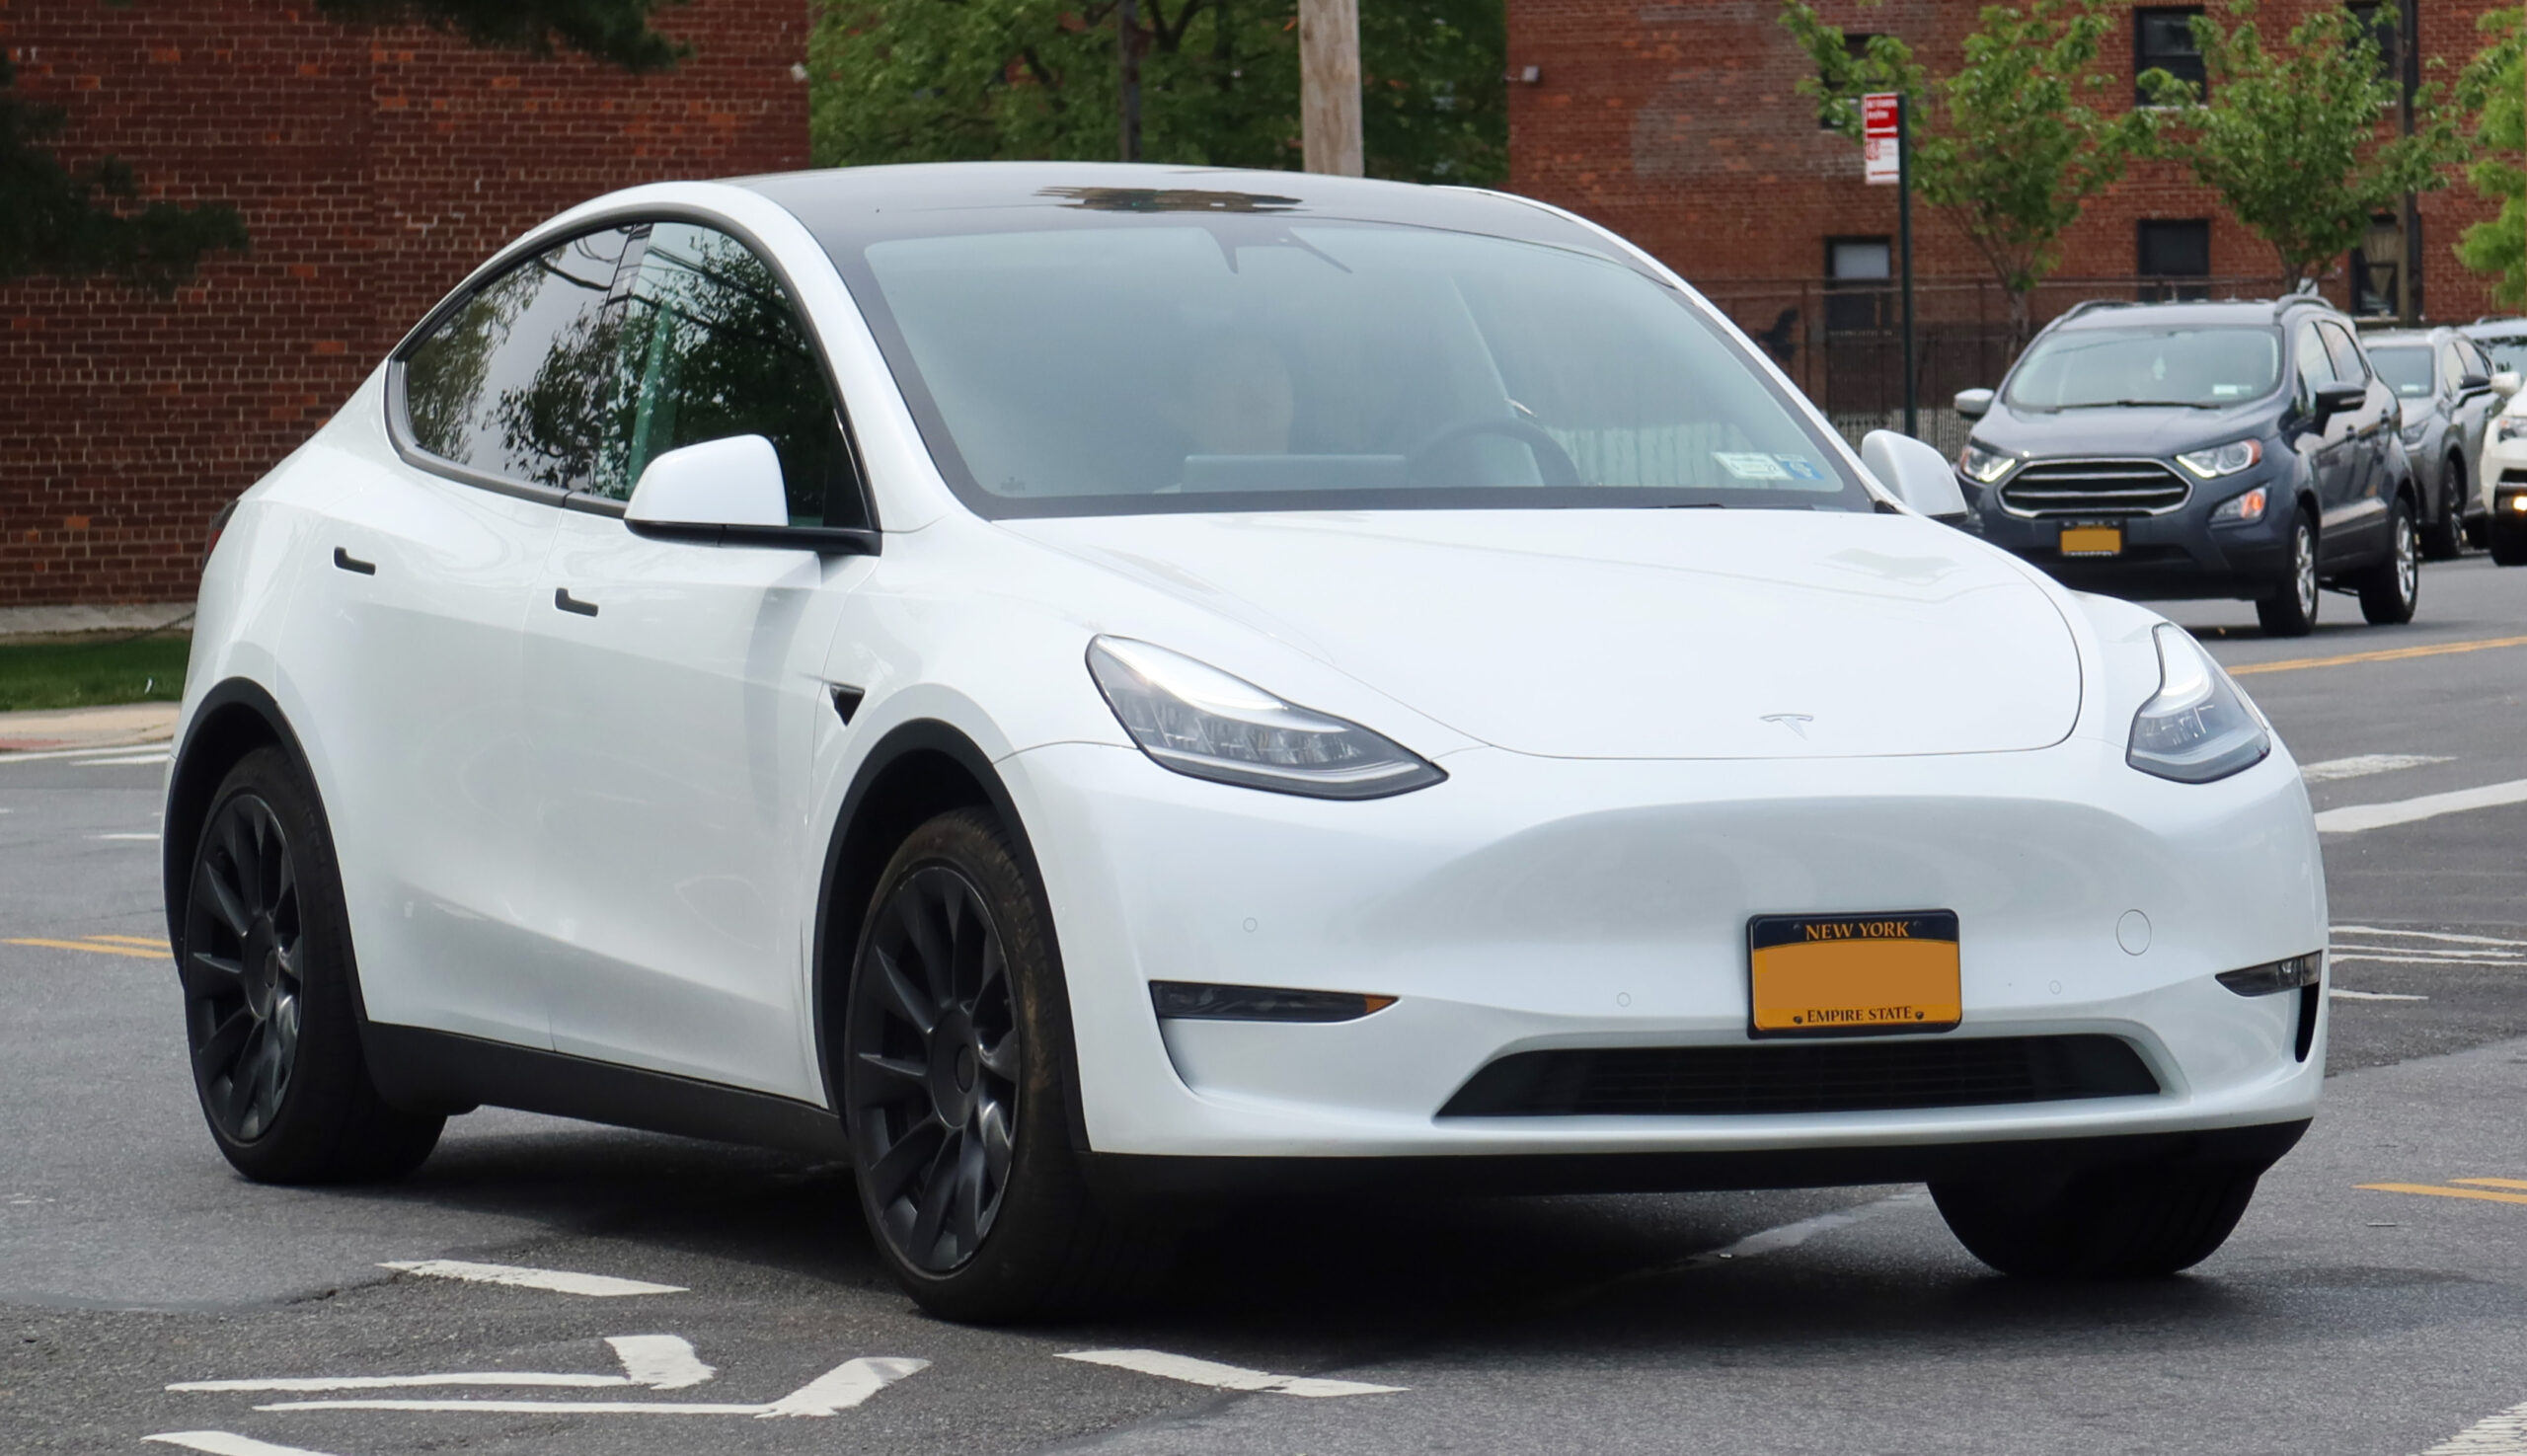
(1507, 0), (2506, 329)
(0, 0), (809, 607)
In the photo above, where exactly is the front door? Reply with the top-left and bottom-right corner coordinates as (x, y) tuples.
(522, 219), (876, 1100)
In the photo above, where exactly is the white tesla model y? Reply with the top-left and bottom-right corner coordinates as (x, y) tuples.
(167, 164), (2326, 1320)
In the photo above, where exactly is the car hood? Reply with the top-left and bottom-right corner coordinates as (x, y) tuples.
(1968, 399), (2271, 459)
(1002, 509), (2083, 759)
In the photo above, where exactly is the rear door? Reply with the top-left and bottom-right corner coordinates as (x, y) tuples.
(2289, 320), (2357, 562)
(520, 219), (875, 1101)
(2320, 319), (2392, 562)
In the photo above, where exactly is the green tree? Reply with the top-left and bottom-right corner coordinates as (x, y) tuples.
(1783, 0), (2149, 344)
(2456, 7), (2527, 308)
(808, 0), (1506, 185)
(2, 0), (683, 293)
(2141, 1), (2464, 291)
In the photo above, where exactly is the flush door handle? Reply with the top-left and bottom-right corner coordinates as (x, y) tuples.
(332, 547), (376, 575)
(554, 587), (599, 618)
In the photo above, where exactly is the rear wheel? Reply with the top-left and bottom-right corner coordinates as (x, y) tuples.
(2357, 497), (2420, 625)
(1933, 1163), (2264, 1277)
(182, 747), (442, 1183)
(2255, 514), (2319, 638)
(841, 807), (1151, 1322)
(2420, 459), (2465, 561)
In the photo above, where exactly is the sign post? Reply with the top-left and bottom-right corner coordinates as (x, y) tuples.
(1863, 92), (1918, 439)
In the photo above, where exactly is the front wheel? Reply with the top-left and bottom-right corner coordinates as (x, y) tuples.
(182, 747), (443, 1183)
(2357, 497), (2420, 625)
(841, 808), (1151, 1322)
(1932, 1163), (2264, 1277)
(2255, 514), (2319, 638)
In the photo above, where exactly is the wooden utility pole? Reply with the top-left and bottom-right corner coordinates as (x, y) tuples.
(1118, 0), (1143, 162)
(1299, 0), (1363, 176)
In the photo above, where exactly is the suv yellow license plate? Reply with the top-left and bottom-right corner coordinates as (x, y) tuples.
(2059, 523), (2123, 557)
(1748, 911), (1961, 1038)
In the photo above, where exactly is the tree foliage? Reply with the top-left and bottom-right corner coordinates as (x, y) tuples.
(0, 56), (248, 293)
(1782, 0), (2147, 341)
(315, 0), (691, 73)
(808, 0), (1506, 185)
(2456, 7), (2527, 309)
(2141, 1), (2463, 289)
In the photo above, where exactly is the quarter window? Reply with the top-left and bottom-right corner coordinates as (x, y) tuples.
(2319, 320), (2369, 384)
(400, 227), (640, 491)
(2293, 321), (2337, 400)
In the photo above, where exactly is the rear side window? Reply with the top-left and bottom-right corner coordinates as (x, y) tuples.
(401, 227), (640, 491)
(2292, 321), (2337, 392)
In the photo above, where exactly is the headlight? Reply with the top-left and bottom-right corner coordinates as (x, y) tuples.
(1086, 637), (1445, 800)
(2497, 416), (2527, 443)
(2175, 439), (2262, 478)
(2209, 486), (2267, 524)
(2127, 624), (2270, 784)
(1957, 441), (2015, 484)
(2400, 415), (2429, 443)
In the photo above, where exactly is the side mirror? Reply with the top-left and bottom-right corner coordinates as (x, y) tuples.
(2459, 371), (2493, 396)
(1862, 429), (1970, 524)
(627, 434), (790, 529)
(2494, 371), (2523, 399)
(1953, 387), (1994, 421)
(2311, 381), (2368, 421)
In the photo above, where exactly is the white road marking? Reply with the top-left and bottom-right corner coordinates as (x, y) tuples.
(257, 1355), (928, 1418)
(1057, 1349), (1404, 1398)
(378, 1259), (684, 1297)
(2300, 753), (2452, 784)
(2334, 946), (2525, 960)
(2330, 988), (2430, 1001)
(2333, 953), (2525, 967)
(608, 1335), (716, 1391)
(176, 1372), (630, 1393)
(145, 1434), (344, 1456)
(1677, 1200), (1905, 1268)
(2416, 1399), (2527, 1454)
(2315, 779), (2527, 834)
(71, 750), (172, 766)
(0, 743), (173, 765)
(2335, 926), (2527, 949)
(94, 832), (161, 841)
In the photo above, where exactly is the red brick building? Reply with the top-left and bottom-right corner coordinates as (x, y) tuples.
(1504, 0), (2508, 439)
(0, 0), (809, 608)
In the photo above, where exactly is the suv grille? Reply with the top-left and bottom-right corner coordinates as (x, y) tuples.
(1437, 1035), (2160, 1117)
(1999, 459), (2191, 516)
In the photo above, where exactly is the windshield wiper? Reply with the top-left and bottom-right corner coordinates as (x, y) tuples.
(2054, 399), (2226, 410)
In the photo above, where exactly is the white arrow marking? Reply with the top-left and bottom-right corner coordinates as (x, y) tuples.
(608, 1335), (716, 1391)
(2331, 988), (2430, 1001)
(1058, 1348), (1404, 1398)
(2415, 1398), (2527, 1454)
(175, 1334), (714, 1394)
(2300, 754), (2450, 784)
(255, 1355), (929, 1418)
(378, 1259), (684, 1297)
(145, 1434), (345, 1456)
(2315, 778), (2527, 834)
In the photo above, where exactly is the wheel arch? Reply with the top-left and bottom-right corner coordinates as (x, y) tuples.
(162, 677), (317, 954)
(808, 719), (1090, 1150)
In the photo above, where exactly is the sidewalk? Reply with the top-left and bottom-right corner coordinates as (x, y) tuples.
(0, 702), (183, 754)
(0, 603), (193, 642)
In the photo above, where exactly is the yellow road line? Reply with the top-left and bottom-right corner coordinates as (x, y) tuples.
(2358, 1182), (2527, 1206)
(86, 934), (171, 949)
(3, 938), (169, 958)
(2229, 634), (2527, 677)
(2452, 1178), (2527, 1191)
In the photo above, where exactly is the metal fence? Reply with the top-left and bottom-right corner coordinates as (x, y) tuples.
(1698, 273), (2306, 458)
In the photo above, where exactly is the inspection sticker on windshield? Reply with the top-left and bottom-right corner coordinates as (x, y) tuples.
(1715, 452), (1792, 480)
(1773, 455), (1826, 481)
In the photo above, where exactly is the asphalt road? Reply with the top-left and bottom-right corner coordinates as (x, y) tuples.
(5, 556), (2526, 1456)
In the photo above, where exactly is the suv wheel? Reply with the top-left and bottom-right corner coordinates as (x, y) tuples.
(2357, 497), (2420, 625)
(2420, 460), (2465, 561)
(2255, 514), (2320, 638)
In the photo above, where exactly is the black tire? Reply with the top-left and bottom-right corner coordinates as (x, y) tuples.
(2255, 512), (2320, 638)
(2467, 513), (2492, 552)
(2357, 496), (2421, 625)
(2421, 460), (2465, 561)
(181, 746), (443, 1183)
(841, 807), (1152, 1322)
(1932, 1162), (2264, 1278)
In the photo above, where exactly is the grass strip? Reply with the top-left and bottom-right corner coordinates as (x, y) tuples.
(0, 635), (191, 713)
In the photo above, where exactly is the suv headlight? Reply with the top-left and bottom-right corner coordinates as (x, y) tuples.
(1087, 637), (1446, 800)
(2496, 416), (2527, 443)
(2127, 624), (2270, 784)
(1957, 441), (2015, 484)
(2176, 439), (2262, 478)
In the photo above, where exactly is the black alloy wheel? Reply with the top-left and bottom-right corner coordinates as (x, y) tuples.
(847, 862), (1023, 1273)
(2255, 513), (2320, 638)
(185, 791), (304, 1143)
(180, 747), (443, 1183)
(2358, 497), (2420, 625)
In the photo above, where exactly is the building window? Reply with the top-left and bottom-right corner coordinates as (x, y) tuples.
(1825, 236), (1892, 332)
(2348, 3), (2403, 87)
(2135, 7), (2206, 105)
(1819, 34), (1881, 129)
(2137, 219), (2211, 302)
(2352, 213), (2421, 317)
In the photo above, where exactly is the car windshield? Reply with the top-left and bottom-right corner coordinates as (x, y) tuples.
(2474, 333), (2527, 375)
(2367, 345), (2434, 398)
(2004, 325), (2283, 410)
(829, 215), (1865, 517)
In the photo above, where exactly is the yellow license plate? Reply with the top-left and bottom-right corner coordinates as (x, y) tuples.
(1748, 911), (1961, 1037)
(2059, 524), (2123, 557)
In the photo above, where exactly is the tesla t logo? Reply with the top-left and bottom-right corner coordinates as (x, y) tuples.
(1761, 714), (1815, 739)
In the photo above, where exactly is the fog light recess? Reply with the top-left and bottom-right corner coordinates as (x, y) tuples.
(2216, 952), (2323, 997)
(1150, 981), (1396, 1023)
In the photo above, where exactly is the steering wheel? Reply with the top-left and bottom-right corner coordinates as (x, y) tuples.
(1405, 416), (1583, 490)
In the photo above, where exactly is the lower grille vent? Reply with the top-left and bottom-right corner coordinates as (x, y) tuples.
(1438, 1035), (2159, 1117)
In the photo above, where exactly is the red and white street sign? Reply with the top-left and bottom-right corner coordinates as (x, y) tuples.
(1862, 92), (1899, 185)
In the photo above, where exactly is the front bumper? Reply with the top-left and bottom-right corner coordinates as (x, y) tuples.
(1970, 467), (2293, 599)
(1002, 735), (2328, 1167)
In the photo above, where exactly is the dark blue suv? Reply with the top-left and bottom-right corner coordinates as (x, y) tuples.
(1954, 295), (2417, 637)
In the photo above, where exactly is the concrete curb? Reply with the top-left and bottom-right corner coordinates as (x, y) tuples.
(0, 603), (195, 642)
(0, 702), (182, 754)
